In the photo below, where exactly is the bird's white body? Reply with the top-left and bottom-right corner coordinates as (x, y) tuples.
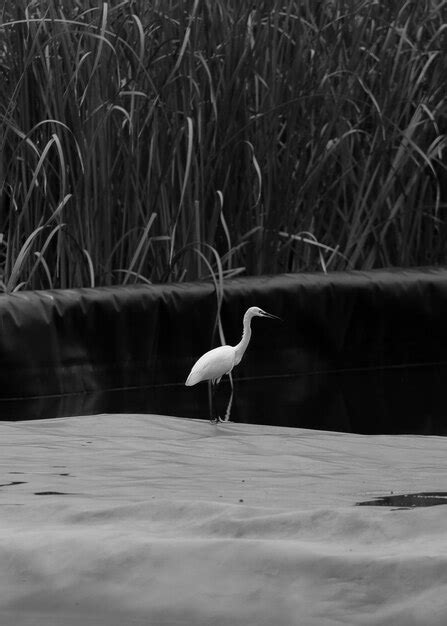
(185, 306), (280, 388)
(185, 345), (236, 386)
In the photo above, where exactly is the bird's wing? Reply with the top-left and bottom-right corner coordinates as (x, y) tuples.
(185, 345), (235, 386)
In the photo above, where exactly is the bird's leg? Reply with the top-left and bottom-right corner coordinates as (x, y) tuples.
(223, 373), (234, 422)
(209, 380), (220, 423)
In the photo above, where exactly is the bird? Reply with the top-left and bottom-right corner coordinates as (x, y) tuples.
(185, 306), (281, 422)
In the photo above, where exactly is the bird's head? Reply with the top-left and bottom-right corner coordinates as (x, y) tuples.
(247, 306), (281, 321)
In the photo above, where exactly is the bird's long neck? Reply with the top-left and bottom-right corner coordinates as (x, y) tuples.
(234, 311), (252, 366)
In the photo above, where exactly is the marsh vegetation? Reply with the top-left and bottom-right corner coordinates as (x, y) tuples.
(1, 0), (446, 291)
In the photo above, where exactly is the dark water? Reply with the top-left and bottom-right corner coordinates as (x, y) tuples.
(356, 492), (447, 508)
(1, 364), (446, 435)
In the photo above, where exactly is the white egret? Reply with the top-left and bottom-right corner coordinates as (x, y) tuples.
(185, 306), (281, 422)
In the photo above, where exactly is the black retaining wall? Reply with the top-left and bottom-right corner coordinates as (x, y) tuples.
(1, 268), (446, 432)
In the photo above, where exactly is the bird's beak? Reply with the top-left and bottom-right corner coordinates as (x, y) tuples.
(261, 310), (282, 321)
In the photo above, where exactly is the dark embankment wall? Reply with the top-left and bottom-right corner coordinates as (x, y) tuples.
(0, 268), (446, 432)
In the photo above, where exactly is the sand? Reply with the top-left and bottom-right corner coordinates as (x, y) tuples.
(0, 413), (447, 625)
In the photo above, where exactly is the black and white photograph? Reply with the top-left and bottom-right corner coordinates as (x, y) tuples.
(1, 1), (447, 624)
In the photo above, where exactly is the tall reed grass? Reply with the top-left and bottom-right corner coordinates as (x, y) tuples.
(1, 0), (446, 291)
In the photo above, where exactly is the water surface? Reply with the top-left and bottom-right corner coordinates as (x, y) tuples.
(1, 363), (446, 435)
